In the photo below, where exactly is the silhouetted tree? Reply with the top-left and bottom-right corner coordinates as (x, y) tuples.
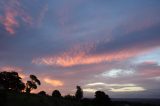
(94, 91), (111, 106)
(52, 90), (61, 98)
(75, 86), (83, 101)
(0, 71), (25, 92)
(38, 91), (46, 96)
(95, 91), (106, 100)
(26, 75), (41, 93)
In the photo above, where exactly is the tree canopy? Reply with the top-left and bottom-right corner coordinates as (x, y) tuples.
(0, 71), (25, 92)
(26, 75), (41, 93)
(52, 90), (61, 98)
(94, 91), (111, 106)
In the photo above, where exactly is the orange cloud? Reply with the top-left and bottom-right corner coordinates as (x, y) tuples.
(32, 33), (159, 67)
(19, 73), (27, 79)
(44, 78), (64, 87)
(32, 45), (143, 67)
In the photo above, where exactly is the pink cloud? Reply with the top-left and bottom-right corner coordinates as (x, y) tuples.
(0, 0), (33, 34)
(136, 62), (160, 78)
(0, 65), (23, 72)
(32, 40), (159, 67)
(3, 8), (19, 34)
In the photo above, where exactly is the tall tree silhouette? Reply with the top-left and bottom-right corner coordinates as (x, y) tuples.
(75, 86), (83, 100)
(0, 71), (25, 92)
(26, 75), (41, 93)
(52, 90), (61, 98)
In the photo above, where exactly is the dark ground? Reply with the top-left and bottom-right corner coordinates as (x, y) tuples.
(0, 92), (160, 106)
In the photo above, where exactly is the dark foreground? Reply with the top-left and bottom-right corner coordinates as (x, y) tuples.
(0, 92), (160, 106)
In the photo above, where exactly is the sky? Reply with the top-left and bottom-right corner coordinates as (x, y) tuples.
(0, 0), (160, 98)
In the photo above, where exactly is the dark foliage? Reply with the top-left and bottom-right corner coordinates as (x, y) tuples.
(0, 71), (25, 92)
(38, 91), (47, 96)
(75, 86), (83, 100)
(64, 95), (76, 100)
(52, 90), (61, 98)
(0, 85), (7, 106)
(94, 91), (111, 106)
(81, 98), (93, 106)
(26, 74), (41, 93)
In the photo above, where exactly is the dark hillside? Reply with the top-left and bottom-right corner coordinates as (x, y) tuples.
(1, 92), (159, 106)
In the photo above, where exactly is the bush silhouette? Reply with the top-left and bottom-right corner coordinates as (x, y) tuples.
(38, 91), (46, 96)
(0, 71), (25, 92)
(75, 86), (83, 101)
(52, 90), (61, 98)
(94, 91), (111, 106)
(26, 75), (41, 93)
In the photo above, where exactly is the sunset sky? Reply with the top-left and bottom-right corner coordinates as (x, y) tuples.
(0, 0), (160, 98)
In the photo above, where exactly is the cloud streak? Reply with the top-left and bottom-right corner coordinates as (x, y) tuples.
(33, 25), (160, 67)
(84, 82), (145, 93)
(3, 9), (19, 34)
(0, 0), (32, 34)
(0, 65), (23, 72)
(44, 78), (64, 87)
(110, 87), (145, 92)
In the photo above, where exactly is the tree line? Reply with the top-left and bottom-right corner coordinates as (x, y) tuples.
(0, 71), (40, 93)
(0, 71), (111, 106)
